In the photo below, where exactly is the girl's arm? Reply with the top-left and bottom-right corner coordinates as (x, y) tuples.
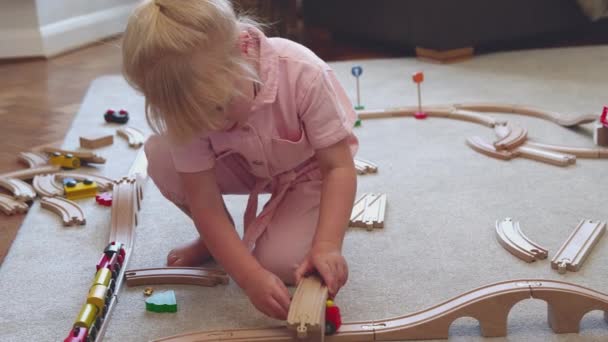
(294, 137), (357, 295)
(179, 170), (291, 318)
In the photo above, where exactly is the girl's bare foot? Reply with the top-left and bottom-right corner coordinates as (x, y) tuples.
(167, 238), (212, 267)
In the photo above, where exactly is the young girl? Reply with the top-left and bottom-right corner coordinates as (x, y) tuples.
(122, 0), (358, 320)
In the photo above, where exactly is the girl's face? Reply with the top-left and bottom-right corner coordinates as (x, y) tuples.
(220, 76), (254, 131)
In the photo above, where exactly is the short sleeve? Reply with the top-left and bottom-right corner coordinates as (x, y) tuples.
(169, 136), (216, 173)
(298, 68), (357, 150)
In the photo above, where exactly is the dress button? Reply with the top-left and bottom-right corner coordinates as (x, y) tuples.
(252, 160), (264, 166)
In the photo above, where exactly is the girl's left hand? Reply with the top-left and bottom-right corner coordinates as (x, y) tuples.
(293, 241), (348, 297)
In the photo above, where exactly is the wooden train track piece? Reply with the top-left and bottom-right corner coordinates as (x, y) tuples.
(525, 141), (608, 159)
(495, 218), (548, 263)
(287, 276), (328, 340)
(0, 193), (29, 215)
(128, 148), (149, 179)
(453, 103), (597, 127)
(448, 109), (505, 128)
(125, 267), (229, 287)
(55, 172), (114, 192)
(0, 177), (36, 201)
(117, 126), (145, 148)
(354, 158), (378, 175)
(350, 193), (387, 230)
(551, 219), (606, 274)
(153, 279), (608, 342)
(40, 196), (86, 226)
(17, 151), (49, 168)
(493, 123), (528, 151)
(466, 136), (514, 161)
(79, 134), (114, 149)
(0, 165), (60, 180)
(109, 177), (143, 250)
(40, 146), (106, 164)
(356, 106), (453, 120)
(515, 144), (576, 167)
(32, 174), (64, 197)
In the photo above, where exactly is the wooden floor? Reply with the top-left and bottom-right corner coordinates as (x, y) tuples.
(0, 38), (123, 264)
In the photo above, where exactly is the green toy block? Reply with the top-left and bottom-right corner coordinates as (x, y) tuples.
(354, 105), (365, 110)
(145, 290), (177, 313)
(354, 119), (362, 127)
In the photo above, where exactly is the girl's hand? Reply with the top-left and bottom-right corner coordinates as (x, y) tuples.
(294, 241), (348, 297)
(242, 267), (291, 320)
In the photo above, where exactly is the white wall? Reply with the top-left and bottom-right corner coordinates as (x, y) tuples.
(0, 0), (139, 58)
(0, 0), (44, 58)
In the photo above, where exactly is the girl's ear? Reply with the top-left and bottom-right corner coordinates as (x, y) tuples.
(238, 30), (251, 55)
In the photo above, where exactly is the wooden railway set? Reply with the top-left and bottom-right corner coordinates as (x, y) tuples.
(1, 94), (607, 341)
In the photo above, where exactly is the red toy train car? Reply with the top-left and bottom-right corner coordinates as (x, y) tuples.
(325, 299), (342, 335)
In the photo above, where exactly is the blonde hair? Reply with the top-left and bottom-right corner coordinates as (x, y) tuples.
(122, 0), (260, 142)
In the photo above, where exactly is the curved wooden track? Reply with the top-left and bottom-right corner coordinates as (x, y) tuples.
(153, 279), (608, 342)
(17, 152), (49, 168)
(0, 165), (60, 180)
(452, 103), (597, 127)
(117, 126), (145, 148)
(32, 174), (64, 197)
(40, 196), (86, 226)
(525, 141), (608, 159)
(0, 178), (36, 201)
(55, 172), (114, 192)
(466, 136), (514, 161)
(0, 193), (29, 215)
(493, 123), (528, 151)
(125, 267), (229, 287)
(495, 218), (548, 263)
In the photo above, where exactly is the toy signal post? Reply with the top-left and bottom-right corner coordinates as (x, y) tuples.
(351, 66), (364, 110)
(412, 71), (427, 119)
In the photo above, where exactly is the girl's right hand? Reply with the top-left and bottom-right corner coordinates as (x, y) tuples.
(242, 268), (291, 320)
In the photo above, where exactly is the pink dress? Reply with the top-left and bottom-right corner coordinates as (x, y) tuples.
(144, 27), (358, 283)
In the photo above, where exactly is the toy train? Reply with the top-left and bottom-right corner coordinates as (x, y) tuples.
(325, 299), (342, 335)
(50, 152), (81, 169)
(64, 242), (126, 342)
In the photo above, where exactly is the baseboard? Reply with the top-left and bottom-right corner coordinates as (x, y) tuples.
(0, 28), (45, 59)
(40, 3), (137, 58)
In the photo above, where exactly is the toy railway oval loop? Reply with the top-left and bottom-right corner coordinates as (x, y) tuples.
(0, 193), (29, 215)
(152, 279), (608, 342)
(0, 177), (36, 201)
(32, 174), (64, 197)
(40, 196), (86, 226)
(495, 218), (548, 262)
(124, 267), (229, 287)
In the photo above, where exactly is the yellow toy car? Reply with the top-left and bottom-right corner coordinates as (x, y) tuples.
(49, 152), (81, 169)
(64, 178), (97, 200)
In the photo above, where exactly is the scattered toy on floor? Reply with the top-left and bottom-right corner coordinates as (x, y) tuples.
(595, 106), (608, 146)
(95, 192), (112, 206)
(325, 299), (342, 335)
(412, 71), (427, 119)
(104, 109), (129, 124)
(64, 178), (97, 200)
(351, 66), (364, 110)
(146, 290), (177, 313)
(49, 152), (81, 170)
(79, 134), (114, 149)
(144, 287), (154, 297)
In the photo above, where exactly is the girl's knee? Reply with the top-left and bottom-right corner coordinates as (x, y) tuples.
(253, 246), (306, 285)
(143, 135), (186, 204)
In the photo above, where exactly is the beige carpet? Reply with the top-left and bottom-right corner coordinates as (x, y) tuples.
(1, 45), (608, 342)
